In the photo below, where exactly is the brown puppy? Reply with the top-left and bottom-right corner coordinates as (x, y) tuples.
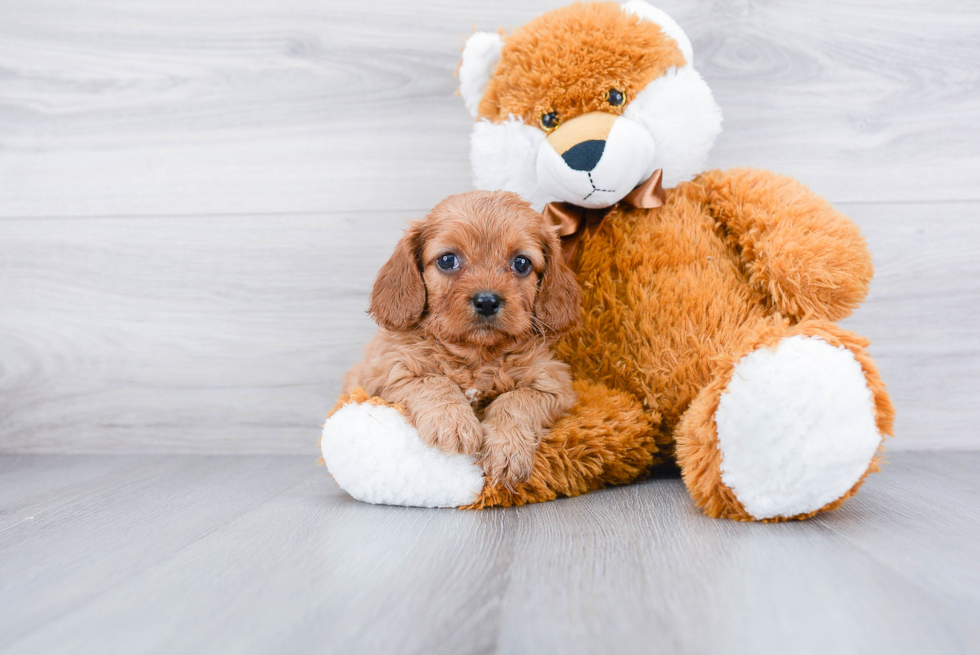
(344, 191), (580, 488)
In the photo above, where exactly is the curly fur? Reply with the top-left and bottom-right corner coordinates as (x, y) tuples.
(344, 191), (581, 488)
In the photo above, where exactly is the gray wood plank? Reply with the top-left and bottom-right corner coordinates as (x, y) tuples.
(494, 473), (976, 655)
(0, 202), (976, 453)
(0, 452), (976, 654)
(818, 452), (980, 607)
(0, 454), (152, 516)
(0, 455), (314, 649)
(2, 461), (516, 655)
(0, 0), (978, 219)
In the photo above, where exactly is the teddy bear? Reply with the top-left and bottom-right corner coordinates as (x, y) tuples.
(320, 1), (894, 521)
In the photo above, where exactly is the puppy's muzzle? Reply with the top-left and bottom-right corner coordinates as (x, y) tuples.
(471, 292), (502, 317)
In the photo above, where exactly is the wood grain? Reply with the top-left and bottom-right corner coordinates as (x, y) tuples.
(1, 452), (977, 654)
(819, 454), (980, 608)
(0, 455), (314, 649)
(839, 201), (980, 449)
(0, 454), (150, 519)
(0, 202), (976, 453)
(0, 0), (977, 453)
(0, 211), (403, 453)
(0, 0), (978, 218)
(493, 471), (975, 655)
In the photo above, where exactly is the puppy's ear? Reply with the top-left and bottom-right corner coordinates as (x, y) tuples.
(369, 221), (426, 331)
(534, 221), (581, 334)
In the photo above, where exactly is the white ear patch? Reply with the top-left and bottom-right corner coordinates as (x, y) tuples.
(459, 32), (504, 118)
(621, 1), (694, 66)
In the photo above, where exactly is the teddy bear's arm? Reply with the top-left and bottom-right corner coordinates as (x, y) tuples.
(699, 168), (874, 322)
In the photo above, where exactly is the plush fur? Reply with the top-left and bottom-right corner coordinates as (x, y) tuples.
(675, 319), (893, 521)
(466, 378), (667, 508)
(466, 1), (721, 208)
(459, 32), (504, 118)
(324, 1), (894, 520)
(477, 2), (685, 124)
(714, 335), (881, 519)
(343, 191), (580, 489)
(548, 169), (893, 519)
(321, 389), (485, 508)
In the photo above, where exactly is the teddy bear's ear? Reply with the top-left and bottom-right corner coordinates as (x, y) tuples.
(621, 1), (694, 66)
(459, 31), (504, 118)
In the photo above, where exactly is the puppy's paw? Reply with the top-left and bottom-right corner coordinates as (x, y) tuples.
(480, 421), (538, 490)
(415, 403), (484, 456)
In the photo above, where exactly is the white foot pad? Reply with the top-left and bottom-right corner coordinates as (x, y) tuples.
(321, 402), (485, 508)
(715, 335), (881, 520)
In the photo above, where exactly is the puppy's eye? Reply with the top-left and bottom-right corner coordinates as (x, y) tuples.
(540, 112), (560, 131)
(512, 255), (532, 275)
(436, 253), (459, 271)
(607, 88), (625, 107)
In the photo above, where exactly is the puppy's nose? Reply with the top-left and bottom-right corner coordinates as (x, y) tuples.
(561, 139), (606, 172)
(471, 292), (502, 317)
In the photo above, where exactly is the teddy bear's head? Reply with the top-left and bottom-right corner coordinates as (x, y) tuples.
(459, 1), (722, 210)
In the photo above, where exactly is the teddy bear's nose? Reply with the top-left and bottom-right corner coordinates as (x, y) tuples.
(561, 139), (606, 172)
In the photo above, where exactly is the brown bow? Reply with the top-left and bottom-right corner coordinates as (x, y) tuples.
(543, 168), (665, 261)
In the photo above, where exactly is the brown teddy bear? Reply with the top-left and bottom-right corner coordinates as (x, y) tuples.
(321, 1), (894, 521)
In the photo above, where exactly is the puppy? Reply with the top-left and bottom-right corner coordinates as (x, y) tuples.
(343, 190), (580, 488)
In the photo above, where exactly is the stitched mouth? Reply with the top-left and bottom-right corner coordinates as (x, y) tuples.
(582, 171), (615, 201)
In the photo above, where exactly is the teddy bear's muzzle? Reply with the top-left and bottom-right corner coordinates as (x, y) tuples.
(536, 112), (658, 209)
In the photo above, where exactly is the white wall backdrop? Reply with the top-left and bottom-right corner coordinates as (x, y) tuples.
(0, 0), (977, 453)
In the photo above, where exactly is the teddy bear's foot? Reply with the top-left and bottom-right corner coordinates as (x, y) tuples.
(320, 391), (485, 508)
(676, 320), (895, 521)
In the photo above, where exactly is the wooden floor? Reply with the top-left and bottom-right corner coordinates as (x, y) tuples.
(1, 451), (978, 654)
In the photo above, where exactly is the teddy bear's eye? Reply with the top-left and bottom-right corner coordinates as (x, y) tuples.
(607, 88), (625, 107)
(540, 112), (560, 131)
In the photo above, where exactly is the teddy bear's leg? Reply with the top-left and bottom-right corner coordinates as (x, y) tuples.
(320, 389), (485, 508)
(466, 380), (664, 508)
(675, 319), (895, 521)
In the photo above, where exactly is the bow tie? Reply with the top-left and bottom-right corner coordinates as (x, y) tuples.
(543, 168), (666, 261)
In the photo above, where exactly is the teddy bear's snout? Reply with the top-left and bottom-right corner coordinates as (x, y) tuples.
(546, 112), (617, 160)
(536, 112), (658, 209)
